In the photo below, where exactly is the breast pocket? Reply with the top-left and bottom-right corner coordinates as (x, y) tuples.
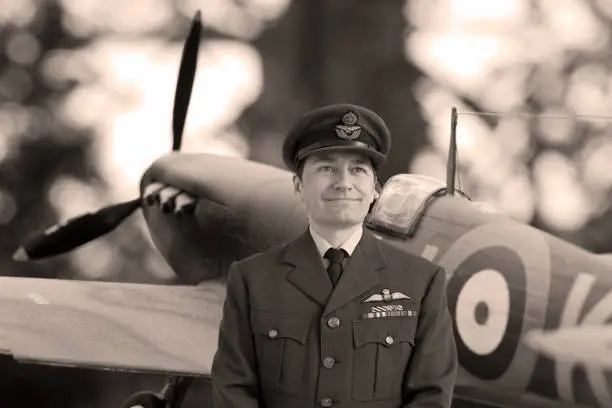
(351, 318), (416, 402)
(253, 310), (311, 395)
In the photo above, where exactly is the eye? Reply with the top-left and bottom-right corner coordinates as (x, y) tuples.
(318, 166), (333, 173)
(436, 223), (551, 389)
(352, 167), (368, 174)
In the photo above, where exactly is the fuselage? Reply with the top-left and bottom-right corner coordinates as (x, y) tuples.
(140, 152), (612, 408)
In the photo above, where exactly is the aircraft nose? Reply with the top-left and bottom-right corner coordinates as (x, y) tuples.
(143, 182), (197, 215)
(141, 179), (257, 285)
(141, 183), (223, 285)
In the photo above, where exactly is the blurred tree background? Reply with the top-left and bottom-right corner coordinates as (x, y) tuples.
(1, 0), (612, 406)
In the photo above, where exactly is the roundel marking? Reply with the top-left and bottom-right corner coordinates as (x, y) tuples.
(446, 248), (526, 380)
(456, 268), (510, 356)
(437, 222), (551, 389)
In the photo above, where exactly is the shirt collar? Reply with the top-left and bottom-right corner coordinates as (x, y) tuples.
(309, 224), (364, 259)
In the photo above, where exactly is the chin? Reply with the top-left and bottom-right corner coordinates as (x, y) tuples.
(326, 215), (366, 227)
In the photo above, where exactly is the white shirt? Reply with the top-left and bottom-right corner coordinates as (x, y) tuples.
(309, 224), (363, 268)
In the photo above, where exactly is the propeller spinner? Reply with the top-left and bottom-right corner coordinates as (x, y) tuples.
(13, 11), (202, 262)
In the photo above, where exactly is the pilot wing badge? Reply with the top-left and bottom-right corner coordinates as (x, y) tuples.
(362, 289), (417, 319)
(363, 288), (410, 303)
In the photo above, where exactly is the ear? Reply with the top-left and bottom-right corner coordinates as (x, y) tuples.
(292, 174), (301, 193)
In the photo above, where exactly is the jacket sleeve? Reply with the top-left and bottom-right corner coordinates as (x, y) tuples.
(402, 266), (458, 408)
(211, 261), (261, 408)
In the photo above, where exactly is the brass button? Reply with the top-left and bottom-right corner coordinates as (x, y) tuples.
(320, 397), (333, 407)
(322, 357), (335, 369)
(327, 317), (340, 328)
(385, 335), (394, 345)
(268, 329), (278, 338)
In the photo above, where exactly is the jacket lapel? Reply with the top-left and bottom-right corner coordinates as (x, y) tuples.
(323, 230), (386, 316)
(284, 230), (333, 306)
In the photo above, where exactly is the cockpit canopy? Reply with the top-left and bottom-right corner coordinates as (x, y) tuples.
(366, 173), (498, 238)
(366, 174), (445, 237)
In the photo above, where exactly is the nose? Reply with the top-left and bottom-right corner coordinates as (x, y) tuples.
(333, 168), (353, 190)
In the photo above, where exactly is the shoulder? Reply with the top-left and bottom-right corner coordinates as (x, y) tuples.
(376, 235), (437, 268)
(372, 232), (441, 281)
(224, 244), (286, 288)
(371, 236), (448, 305)
(232, 239), (293, 271)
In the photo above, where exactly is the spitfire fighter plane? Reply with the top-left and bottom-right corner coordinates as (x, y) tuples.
(4, 10), (612, 408)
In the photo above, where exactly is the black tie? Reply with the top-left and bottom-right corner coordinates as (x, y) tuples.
(324, 248), (347, 288)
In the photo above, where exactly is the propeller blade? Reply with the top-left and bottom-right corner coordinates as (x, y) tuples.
(13, 12), (203, 262)
(172, 10), (202, 152)
(13, 198), (141, 261)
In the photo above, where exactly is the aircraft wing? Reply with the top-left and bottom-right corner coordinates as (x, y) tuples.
(0, 277), (225, 377)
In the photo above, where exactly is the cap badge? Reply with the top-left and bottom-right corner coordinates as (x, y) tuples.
(335, 111), (362, 140)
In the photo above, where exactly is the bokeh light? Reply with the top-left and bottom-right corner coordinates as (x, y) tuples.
(3, 0), (612, 273)
(0, 0), (38, 27)
(405, 0), (612, 232)
(51, 37), (262, 201)
(534, 150), (591, 230)
(6, 30), (41, 66)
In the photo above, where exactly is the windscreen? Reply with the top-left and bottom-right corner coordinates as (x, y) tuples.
(367, 174), (446, 236)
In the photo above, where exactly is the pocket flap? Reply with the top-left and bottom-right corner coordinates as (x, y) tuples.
(353, 320), (415, 348)
(253, 310), (311, 344)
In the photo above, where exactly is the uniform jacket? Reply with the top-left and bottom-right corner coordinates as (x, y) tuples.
(211, 228), (458, 408)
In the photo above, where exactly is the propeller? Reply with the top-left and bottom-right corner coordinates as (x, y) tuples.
(13, 11), (202, 262)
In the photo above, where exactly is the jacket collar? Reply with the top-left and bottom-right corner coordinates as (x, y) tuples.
(283, 228), (386, 312)
(309, 224), (363, 258)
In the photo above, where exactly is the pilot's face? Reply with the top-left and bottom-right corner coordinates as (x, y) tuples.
(294, 151), (377, 228)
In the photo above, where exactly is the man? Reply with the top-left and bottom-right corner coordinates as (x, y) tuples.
(211, 103), (457, 408)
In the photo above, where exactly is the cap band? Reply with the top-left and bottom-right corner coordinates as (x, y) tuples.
(295, 140), (378, 163)
(293, 127), (379, 162)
